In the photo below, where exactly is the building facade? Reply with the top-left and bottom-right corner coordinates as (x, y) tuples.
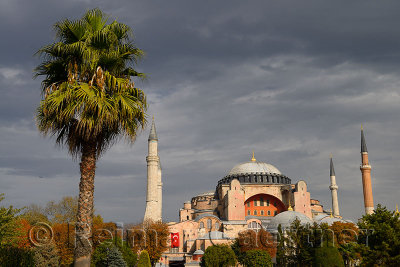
(146, 127), (372, 266)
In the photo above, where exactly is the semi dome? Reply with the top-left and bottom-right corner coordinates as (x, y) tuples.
(229, 161), (281, 176)
(266, 210), (313, 232)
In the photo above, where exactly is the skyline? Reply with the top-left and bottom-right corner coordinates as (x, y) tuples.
(1, 0), (400, 223)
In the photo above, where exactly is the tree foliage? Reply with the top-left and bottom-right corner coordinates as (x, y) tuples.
(0, 194), (20, 245)
(34, 8), (147, 263)
(234, 228), (276, 262)
(137, 250), (151, 267)
(22, 196), (78, 225)
(92, 241), (127, 267)
(127, 220), (169, 265)
(357, 204), (400, 266)
(34, 8), (147, 158)
(32, 242), (60, 267)
(242, 249), (272, 267)
(329, 221), (361, 266)
(113, 236), (137, 267)
(276, 218), (346, 267)
(313, 242), (344, 267)
(0, 246), (34, 267)
(201, 244), (237, 267)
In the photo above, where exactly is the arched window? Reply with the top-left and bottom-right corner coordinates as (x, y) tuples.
(215, 222), (219, 230)
(207, 219), (212, 229)
(200, 222), (204, 229)
(248, 221), (262, 232)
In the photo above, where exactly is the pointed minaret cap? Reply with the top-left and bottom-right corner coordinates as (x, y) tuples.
(396, 204), (399, 215)
(148, 117), (158, 141)
(361, 124), (368, 153)
(330, 154), (335, 176)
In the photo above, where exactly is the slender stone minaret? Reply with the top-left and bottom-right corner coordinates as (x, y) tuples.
(329, 155), (340, 217)
(144, 118), (162, 222)
(360, 125), (374, 215)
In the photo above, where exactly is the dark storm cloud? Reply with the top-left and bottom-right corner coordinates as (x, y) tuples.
(1, 0), (400, 222)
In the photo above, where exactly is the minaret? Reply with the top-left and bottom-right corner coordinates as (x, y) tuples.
(329, 155), (340, 217)
(144, 118), (162, 222)
(360, 126), (374, 215)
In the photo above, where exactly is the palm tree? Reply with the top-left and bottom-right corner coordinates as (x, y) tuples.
(34, 9), (147, 266)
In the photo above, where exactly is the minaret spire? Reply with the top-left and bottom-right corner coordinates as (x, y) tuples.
(329, 155), (340, 217)
(144, 117), (162, 222)
(330, 154), (335, 176)
(148, 117), (158, 141)
(361, 125), (367, 153)
(360, 126), (374, 215)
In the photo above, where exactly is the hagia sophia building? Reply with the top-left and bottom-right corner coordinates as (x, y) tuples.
(143, 120), (374, 266)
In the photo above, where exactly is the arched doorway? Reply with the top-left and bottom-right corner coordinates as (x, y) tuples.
(245, 194), (285, 217)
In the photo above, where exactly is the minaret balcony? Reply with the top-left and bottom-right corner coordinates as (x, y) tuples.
(329, 185), (338, 190)
(360, 164), (371, 170)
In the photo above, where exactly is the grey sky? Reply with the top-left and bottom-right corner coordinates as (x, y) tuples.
(1, 0), (400, 223)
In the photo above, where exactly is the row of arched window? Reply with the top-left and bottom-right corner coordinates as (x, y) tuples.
(199, 219), (220, 230)
(247, 210), (278, 216)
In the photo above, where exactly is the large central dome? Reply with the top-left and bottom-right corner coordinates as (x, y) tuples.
(229, 161), (281, 176)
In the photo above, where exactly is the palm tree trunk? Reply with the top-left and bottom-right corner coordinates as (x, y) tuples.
(74, 141), (96, 267)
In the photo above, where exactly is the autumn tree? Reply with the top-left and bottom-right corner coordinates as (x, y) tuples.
(21, 204), (49, 225)
(127, 220), (169, 265)
(329, 221), (361, 266)
(45, 196), (78, 224)
(234, 228), (277, 262)
(52, 223), (75, 266)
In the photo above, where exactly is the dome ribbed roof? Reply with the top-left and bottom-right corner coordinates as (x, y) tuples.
(266, 211), (312, 231)
(229, 161), (281, 176)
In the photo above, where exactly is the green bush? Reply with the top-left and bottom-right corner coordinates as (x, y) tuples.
(201, 244), (236, 267)
(242, 249), (272, 267)
(313, 243), (344, 267)
(138, 250), (151, 267)
(33, 242), (60, 267)
(92, 241), (127, 267)
(113, 237), (137, 267)
(0, 246), (35, 267)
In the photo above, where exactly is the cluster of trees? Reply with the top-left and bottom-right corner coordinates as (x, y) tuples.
(200, 205), (400, 266)
(200, 243), (272, 267)
(276, 204), (400, 266)
(0, 194), (170, 266)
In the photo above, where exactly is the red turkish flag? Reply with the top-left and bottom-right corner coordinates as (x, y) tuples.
(171, 232), (179, 248)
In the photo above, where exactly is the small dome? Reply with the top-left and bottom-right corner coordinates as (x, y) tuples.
(313, 214), (329, 222)
(193, 250), (204, 255)
(229, 161), (281, 176)
(266, 211), (312, 232)
(319, 216), (346, 226)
